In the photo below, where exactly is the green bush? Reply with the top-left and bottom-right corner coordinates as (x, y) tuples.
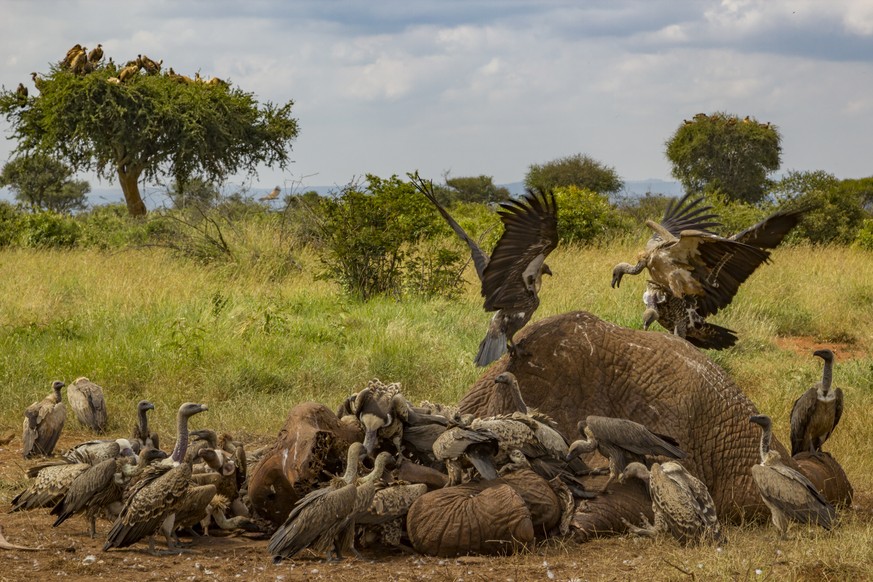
(316, 174), (462, 300)
(703, 191), (770, 237)
(0, 201), (21, 247)
(76, 204), (153, 249)
(853, 219), (873, 251)
(554, 185), (633, 245)
(17, 211), (80, 248)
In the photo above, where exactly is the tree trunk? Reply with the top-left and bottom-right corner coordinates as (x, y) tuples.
(117, 166), (147, 217)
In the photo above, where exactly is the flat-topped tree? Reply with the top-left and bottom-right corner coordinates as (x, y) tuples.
(0, 48), (299, 216)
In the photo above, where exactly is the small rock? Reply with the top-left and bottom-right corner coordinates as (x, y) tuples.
(82, 555), (97, 565)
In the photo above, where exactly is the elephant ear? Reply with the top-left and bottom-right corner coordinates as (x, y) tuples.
(407, 483), (534, 556)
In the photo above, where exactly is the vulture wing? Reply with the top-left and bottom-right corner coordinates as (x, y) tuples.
(587, 416), (686, 459)
(789, 388), (818, 456)
(659, 194), (721, 238)
(482, 189), (558, 311)
(730, 206), (808, 249)
(752, 463), (835, 529)
(413, 175), (490, 281)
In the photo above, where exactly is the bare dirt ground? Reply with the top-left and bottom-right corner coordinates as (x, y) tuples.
(773, 336), (867, 361)
(2, 433), (871, 582)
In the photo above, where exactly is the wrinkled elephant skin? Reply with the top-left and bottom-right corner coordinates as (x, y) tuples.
(458, 312), (853, 540)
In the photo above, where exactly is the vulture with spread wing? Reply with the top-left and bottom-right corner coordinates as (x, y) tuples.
(615, 194), (806, 349)
(413, 176), (558, 366)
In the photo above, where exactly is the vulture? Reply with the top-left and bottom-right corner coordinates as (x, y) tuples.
(567, 415), (686, 493)
(130, 400), (159, 452)
(338, 451), (395, 558)
(16, 82), (28, 102)
(63, 44), (83, 67)
(621, 461), (725, 546)
(790, 349), (843, 456)
(63, 438), (134, 465)
(118, 63), (141, 83)
(338, 380), (408, 457)
(412, 175), (558, 366)
(749, 415), (836, 539)
(30, 72), (45, 92)
(259, 186), (281, 201)
(356, 482), (427, 549)
(51, 448), (158, 538)
(140, 55), (162, 75)
(103, 402), (209, 554)
(632, 206), (809, 350)
(10, 461), (89, 512)
(22, 380), (66, 458)
(67, 377), (108, 433)
(88, 44), (103, 63)
(432, 423), (500, 485)
(268, 442), (366, 562)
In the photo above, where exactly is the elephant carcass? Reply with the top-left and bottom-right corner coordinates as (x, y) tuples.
(407, 483), (534, 556)
(458, 311), (853, 540)
(247, 402), (362, 525)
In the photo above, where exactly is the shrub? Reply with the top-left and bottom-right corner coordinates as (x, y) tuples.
(853, 219), (873, 251)
(17, 211), (80, 248)
(0, 201), (21, 247)
(76, 204), (153, 249)
(316, 174), (461, 300)
(554, 186), (633, 245)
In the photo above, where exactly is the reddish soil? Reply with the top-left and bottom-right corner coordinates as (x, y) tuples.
(773, 336), (868, 361)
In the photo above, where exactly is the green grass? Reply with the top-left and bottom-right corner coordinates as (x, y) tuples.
(1, 242), (872, 495)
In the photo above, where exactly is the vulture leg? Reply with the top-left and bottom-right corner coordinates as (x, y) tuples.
(622, 512), (658, 538)
(89, 516), (97, 539)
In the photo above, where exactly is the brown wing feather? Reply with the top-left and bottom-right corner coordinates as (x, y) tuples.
(789, 388), (818, 456)
(659, 194), (721, 238)
(752, 463), (835, 529)
(730, 207), (808, 249)
(587, 416), (686, 459)
(673, 234), (772, 317)
(50, 458), (119, 526)
(67, 378), (108, 433)
(482, 189), (558, 311)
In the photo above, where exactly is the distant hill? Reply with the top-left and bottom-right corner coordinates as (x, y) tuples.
(2, 179), (684, 208)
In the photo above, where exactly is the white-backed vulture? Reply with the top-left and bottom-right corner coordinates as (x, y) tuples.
(130, 400), (159, 452)
(67, 377), (108, 433)
(88, 44), (103, 63)
(10, 461), (88, 512)
(22, 380), (66, 458)
(103, 402), (208, 554)
(790, 349), (843, 456)
(621, 461), (724, 545)
(16, 83), (28, 102)
(635, 204), (809, 349)
(432, 423), (500, 484)
(412, 175), (558, 366)
(62, 438), (133, 465)
(50, 447), (152, 538)
(337, 451), (395, 558)
(268, 442), (366, 562)
(339, 380), (408, 457)
(749, 415), (836, 539)
(118, 63), (141, 83)
(63, 44), (83, 68)
(567, 415), (686, 493)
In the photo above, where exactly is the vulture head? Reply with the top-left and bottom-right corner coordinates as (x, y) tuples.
(813, 348), (834, 363)
(642, 307), (658, 331)
(137, 400), (155, 413)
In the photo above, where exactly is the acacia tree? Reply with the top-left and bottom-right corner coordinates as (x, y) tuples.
(665, 112), (781, 204)
(443, 175), (510, 204)
(0, 152), (89, 213)
(0, 51), (298, 216)
(524, 153), (623, 195)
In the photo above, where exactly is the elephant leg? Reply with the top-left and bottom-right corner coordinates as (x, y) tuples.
(571, 479), (653, 543)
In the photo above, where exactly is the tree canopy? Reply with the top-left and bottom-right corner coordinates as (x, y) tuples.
(443, 175), (510, 204)
(0, 46), (299, 216)
(665, 112), (781, 204)
(0, 152), (89, 213)
(524, 153), (623, 195)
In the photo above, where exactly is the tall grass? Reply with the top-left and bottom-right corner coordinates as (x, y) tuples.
(1, 242), (871, 493)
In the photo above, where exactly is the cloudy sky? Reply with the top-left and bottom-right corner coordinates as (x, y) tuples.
(2, 0), (872, 199)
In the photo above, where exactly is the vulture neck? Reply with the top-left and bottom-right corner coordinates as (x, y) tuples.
(138, 408), (150, 437)
(342, 451), (361, 483)
(504, 380), (528, 414)
(170, 413), (192, 464)
(52, 385), (63, 402)
(757, 425), (772, 463)
(362, 455), (389, 484)
(819, 359), (833, 397)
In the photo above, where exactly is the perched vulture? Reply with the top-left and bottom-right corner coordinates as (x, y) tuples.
(621, 461), (725, 546)
(567, 415), (686, 493)
(88, 44), (103, 63)
(636, 203), (809, 349)
(103, 402), (209, 554)
(412, 175), (558, 366)
(749, 415), (836, 539)
(268, 442), (366, 562)
(67, 377), (108, 433)
(790, 349), (844, 456)
(22, 380), (66, 458)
